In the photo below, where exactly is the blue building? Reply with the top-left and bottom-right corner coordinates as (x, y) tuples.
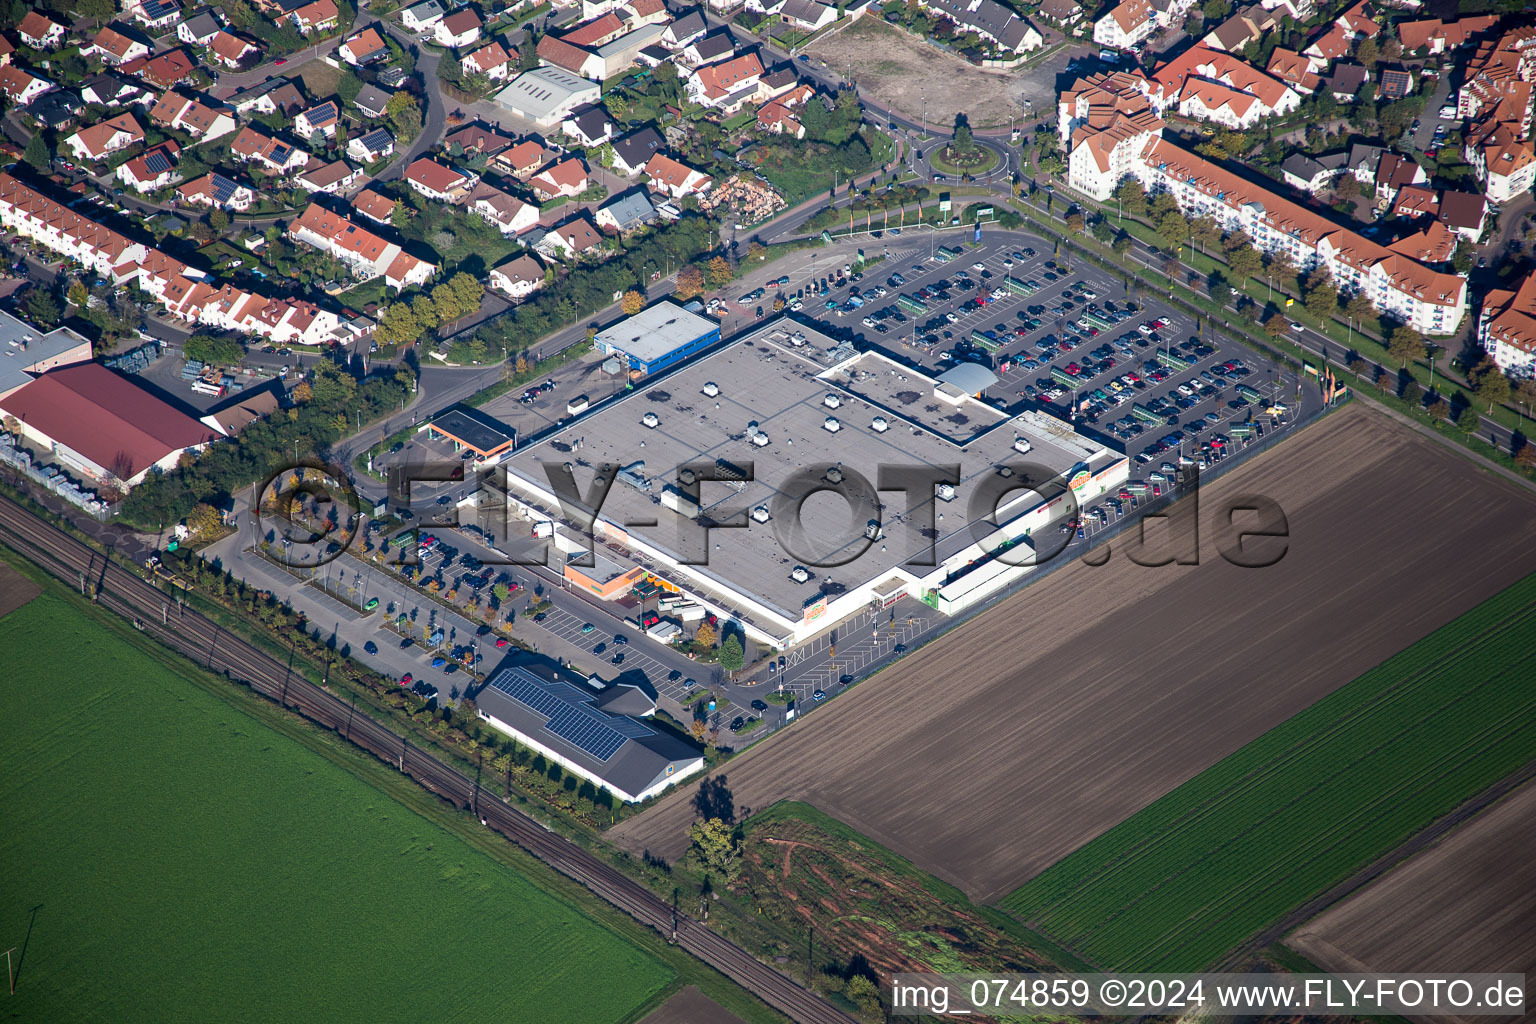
(593, 302), (720, 376)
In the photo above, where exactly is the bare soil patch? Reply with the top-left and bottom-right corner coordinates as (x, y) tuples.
(0, 559), (41, 620)
(640, 986), (748, 1024)
(1289, 779), (1536, 1024)
(803, 18), (1053, 129)
(609, 405), (1536, 903)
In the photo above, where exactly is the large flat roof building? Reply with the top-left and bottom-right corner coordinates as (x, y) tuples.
(497, 322), (1128, 649)
(0, 309), (94, 400)
(428, 406), (516, 462)
(493, 67), (601, 126)
(592, 301), (720, 376)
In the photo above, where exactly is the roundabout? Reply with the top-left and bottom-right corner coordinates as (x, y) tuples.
(927, 141), (1000, 178)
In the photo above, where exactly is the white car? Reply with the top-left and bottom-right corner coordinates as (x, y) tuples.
(1290, 322), (1303, 332)
(972, 262), (986, 271)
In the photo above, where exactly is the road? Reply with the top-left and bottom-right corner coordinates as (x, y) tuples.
(0, 493), (857, 1024)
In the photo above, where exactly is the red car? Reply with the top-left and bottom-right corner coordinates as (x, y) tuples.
(274, 57), (287, 65)
(495, 638), (509, 648)
(399, 673), (413, 686)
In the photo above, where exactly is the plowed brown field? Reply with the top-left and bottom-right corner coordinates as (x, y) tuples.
(610, 405), (1536, 903)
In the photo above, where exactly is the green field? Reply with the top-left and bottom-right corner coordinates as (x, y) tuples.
(0, 588), (671, 1024)
(1001, 571), (1536, 972)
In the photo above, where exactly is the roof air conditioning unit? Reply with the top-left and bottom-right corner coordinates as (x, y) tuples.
(751, 505), (770, 523)
(1013, 436), (1033, 454)
(678, 467), (698, 485)
(823, 393), (842, 408)
(824, 466), (843, 484)
(864, 519), (882, 541)
(936, 482), (956, 502)
(642, 411), (660, 428)
(751, 431), (770, 447)
(823, 417), (841, 433)
(790, 566), (811, 583)
(871, 416), (889, 432)
(702, 381), (720, 397)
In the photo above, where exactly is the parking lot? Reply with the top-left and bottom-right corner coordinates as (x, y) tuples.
(761, 229), (1297, 541)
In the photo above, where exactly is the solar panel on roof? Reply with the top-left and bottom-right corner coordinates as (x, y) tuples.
(491, 672), (637, 762)
(145, 151), (172, 174)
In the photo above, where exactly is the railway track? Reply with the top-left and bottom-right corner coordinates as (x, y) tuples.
(0, 495), (856, 1024)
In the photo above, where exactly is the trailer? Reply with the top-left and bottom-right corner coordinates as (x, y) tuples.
(1235, 384), (1264, 405)
(1155, 349), (1192, 371)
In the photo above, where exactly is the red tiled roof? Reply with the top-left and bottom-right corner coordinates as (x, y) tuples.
(405, 157), (469, 194)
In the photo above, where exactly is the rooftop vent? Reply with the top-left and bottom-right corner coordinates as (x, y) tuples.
(823, 417), (841, 433)
(678, 467), (698, 486)
(642, 411), (660, 428)
(823, 393), (842, 409)
(701, 381), (719, 397)
(751, 505), (770, 523)
(871, 416), (889, 432)
(1013, 436), (1033, 454)
(790, 566), (811, 583)
(751, 431), (770, 447)
(824, 466), (843, 484)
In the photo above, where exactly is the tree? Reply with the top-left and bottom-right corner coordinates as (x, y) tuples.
(77, 0), (116, 21)
(747, 240), (767, 261)
(1457, 405), (1480, 437)
(1065, 211), (1085, 233)
(694, 619), (717, 648)
(183, 333), (245, 366)
(846, 976), (884, 1024)
(1113, 178), (1147, 217)
(952, 113), (973, 154)
(1226, 243), (1262, 281)
(1304, 278), (1338, 321)
(620, 289), (644, 315)
(208, 209), (230, 233)
(1345, 291), (1375, 325)
(377, 303), (421, 346)
(705, 256), (732, 287)
(22, 132), (49, 172)
(1427, 395), (1448, 420)
(688, 817), (740, 876)
(675, 264), (705, 299)
(23, 288), (61, 328)
(187, 502), (223, 536)
(66, 280), (89, 309)
(385, 93), (422, 140)
(1356, 37), (1379, 66)
(1387, 326), (1425, 366)
(1469, 357), (1510, 412)
(718, 632), (744, 672)
(1112, 232), (1134, 255)
(1334, 174), (1360, 201)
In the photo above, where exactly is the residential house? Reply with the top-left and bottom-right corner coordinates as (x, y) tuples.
(354, 84), (394, 118)
(1149, 43), (1301, 128)
(83, 26), (152, 65)
(288, 203), (437, 288)
(446, 122), (514, 156)
(347, 127), (395, 163)
(1479, 272), (1536, 378)
(1326, 63), (1368, 103)
(296, 159), (362, 193)
(404, 157), (479, 201)
(289, 0), (340, 35)
(80, 72), (152, 107)
(29, 92), (81, 131)
(1037, 0), (1084, 26)
(177, 11), (223, 47)
(542, 214), (604, 258)
(355, 189), (397, 224)
(0, 35), (11, 65)
(400, 0), (447, 32)
(1438, 191), (1487, 243)
(756, 96), (805, 137)
(488, 253), (546, 299)
(529, 156), (589, 199)
(1132, 137), (1467, 334)
(1204, 8), (1273, 54)
(1266, 47), (1321, 94)
(230, 124), (312, 174)
(229, 77), (305, 116)
(496, 138), (551, 178)
(295, 99), (341, 139)
(1279, 152), (1346, 193)
(537, 33), (605, 78)
(1337, 0), (1380, 40)
(662, 9), (708, 48)
(1059, 71), (1165, 201)
(1394, 15), (1498, 56)
(17, 12), (66, 50)
(462, 41), (514, 80)
(126, 0), (181, 31)
(176, 172), (256, 211)
(920, 0), (1043, 53)
(1095, 0), (1153, 50)
(561, 12), (628, 48)
(125, 49), (198, 90)
(610, 126), (663, 175)
(148, 90), (237, 143)
(1302, 25), (1351, 71)
(680, 30), (733, 68)
(643, 152), (712, 198)
(776, 0), (837, 32)
(116, 141), (179, 192)
(435, 8), (482, 49)
(64, 114), (145, 163)
(1392, 183), (1440, 219)
(686, 52), (763, 111)
(340, 28), (389, 66)
(595, 188), (655, 232)
(209, 31), (260, 68)
(1374, 151), (1427, 202)
(562, 103), (616, 146)
(468, 183), (539, 235)
(1378, 66), (1413, 100)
